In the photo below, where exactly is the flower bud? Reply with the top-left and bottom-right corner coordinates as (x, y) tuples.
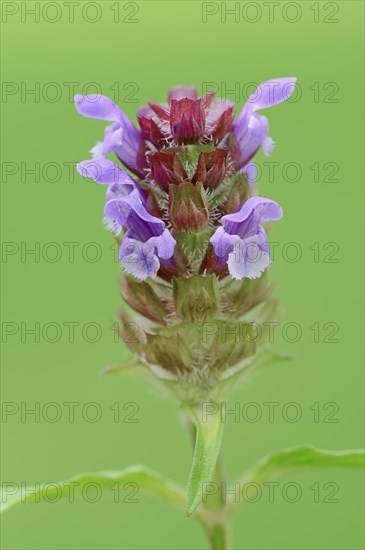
(170, 98), (205, 144)
(149, 151), (188, 189)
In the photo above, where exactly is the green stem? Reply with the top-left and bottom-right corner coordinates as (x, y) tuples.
(203, 457), (231, 550)
(207, 521), (230, 550)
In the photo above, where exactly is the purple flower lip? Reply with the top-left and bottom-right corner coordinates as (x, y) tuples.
(210, 196), (283, 280)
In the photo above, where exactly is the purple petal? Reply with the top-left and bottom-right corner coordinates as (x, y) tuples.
(106, 181), (135, 201)
(77, 159), (135, 188)
(234, 77), (296, 152)
(119, 237), (160, 280)
(114, 125), (142, 175)
(227, 229), (270, 280)
(248, 78), (297, 111)
(148, 229), (176, 260)
(74, 94), (121, 121)
(210, 226), (239, 259)
(102, 124), (123, 154)
(239, 162), (257, 185)
(75, 94), (142, 173)
(221, 196), (283, 238)
(234, 113), (268, 168)
(262, 136), (275, 156)
(90, 141), (105, 159)
(104, 196), (136, 232)
(104, 193), (164, 241)
(119, 229), (176, 280)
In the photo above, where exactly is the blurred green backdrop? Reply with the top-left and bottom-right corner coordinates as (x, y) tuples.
(1, 1), (364, 548)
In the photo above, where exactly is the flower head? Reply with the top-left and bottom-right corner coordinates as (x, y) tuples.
(75, 78), (296, 282)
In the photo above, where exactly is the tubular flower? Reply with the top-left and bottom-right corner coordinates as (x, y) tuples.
(210, 196), (283, 280)
(75, 78), (296, 400)
(104, 192), (176, 280)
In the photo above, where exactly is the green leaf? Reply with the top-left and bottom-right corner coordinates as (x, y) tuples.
(185, 402), (224, 517)
(227, 445), (365, 513)
(1, 466), (186, 515)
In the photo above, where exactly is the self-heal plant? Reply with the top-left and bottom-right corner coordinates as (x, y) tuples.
(73, 80), (291, 408)
(2, 80), (364, 550)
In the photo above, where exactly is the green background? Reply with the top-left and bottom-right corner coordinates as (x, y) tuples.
(1, 1), (364, 548)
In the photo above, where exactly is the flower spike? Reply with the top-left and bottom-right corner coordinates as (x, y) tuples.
(75, 78), (295, 393)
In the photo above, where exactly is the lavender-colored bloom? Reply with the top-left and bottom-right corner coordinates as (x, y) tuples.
(210, 196), (283, 280)
(104, 192), (176, 280)
(233, 78), (296, 169)
(74, 94), (142, 176)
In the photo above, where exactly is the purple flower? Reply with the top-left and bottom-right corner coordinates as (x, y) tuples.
(104, 192), (176, 280)
(74, 94), (143, 177)
(233, 78), (296, 169)
(210, 196), (283, 280)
